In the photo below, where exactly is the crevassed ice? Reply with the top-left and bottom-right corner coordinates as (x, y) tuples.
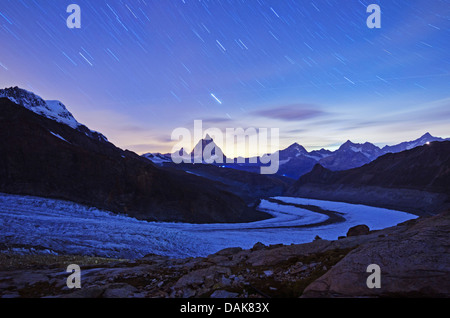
(0, 193), (418, 259)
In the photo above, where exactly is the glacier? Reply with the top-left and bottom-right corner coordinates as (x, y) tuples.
(0, 193), (417, 259)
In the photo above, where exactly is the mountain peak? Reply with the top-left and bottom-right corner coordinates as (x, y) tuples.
(420, 132), (433, 139)
(204, 133), (213, 141)
(0, 86), (108, 142)
(382, 132), (445, 154)
(0, 86), (80, 129)
(190, 135), (225, 162)
(339, 140), (357, 150)
(285, 142), (307, 152)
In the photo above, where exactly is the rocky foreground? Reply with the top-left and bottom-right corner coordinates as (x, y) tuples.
(0, 211), (449, 298)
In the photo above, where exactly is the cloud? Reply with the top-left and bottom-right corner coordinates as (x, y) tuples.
(286, 128), (307, 134)
(151, 135), (176, 144)
(250, 104), (325, 122)
(201, 117), (234, 124)
(115, 124), (150, 133)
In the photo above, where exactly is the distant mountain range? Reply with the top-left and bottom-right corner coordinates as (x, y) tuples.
(286, 140), (450, 215)
(145, 132), (450, 179)
(145, 131), (450, 216)
(144, 135), (293, 203)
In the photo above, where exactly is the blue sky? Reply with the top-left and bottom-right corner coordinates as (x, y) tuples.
(0, 0), (449, 155)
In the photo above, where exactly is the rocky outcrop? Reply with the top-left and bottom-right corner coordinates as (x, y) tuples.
(346, 225), (370, 237)
(302, 211), (450, 297)
(1, 211), (448, 298)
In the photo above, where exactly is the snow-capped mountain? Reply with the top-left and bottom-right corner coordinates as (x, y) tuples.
(0, 87), (80, 129)
(338, 140), (384, 161)
(277, 134), (449, 175)
(143, 135), (227, 166)
(382, 132), (447, 154)
(318, 140), (384, 171)
(144, 132), (449, 179)
(279, 143), (309, 158)
(142, 152), (172, 165)
(191, 134), (226, 163)
(0, 87), (107, 142)
(307, 148), (333, 161)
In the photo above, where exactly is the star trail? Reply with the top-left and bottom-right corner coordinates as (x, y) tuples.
(0, 0), (449, 154)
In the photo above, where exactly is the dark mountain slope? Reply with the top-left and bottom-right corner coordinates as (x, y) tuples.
(158, 162), (294, 204)
(287, 141), (450, 215)
(0, 98), (269, 223)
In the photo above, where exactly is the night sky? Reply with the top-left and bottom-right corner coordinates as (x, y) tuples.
(0, 0), (449, 156)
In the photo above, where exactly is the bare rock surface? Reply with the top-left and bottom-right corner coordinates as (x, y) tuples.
(302, 211), (450, 297)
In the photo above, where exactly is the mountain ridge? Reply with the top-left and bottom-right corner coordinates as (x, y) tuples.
(0, 96), (269, 223)
(145, 132), (450, 179)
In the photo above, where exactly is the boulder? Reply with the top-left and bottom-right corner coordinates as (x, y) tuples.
(174, 266), (231, 290)
(347, 224), (370, 237)
(102, 283), (139, 298)
(251, 242), (266, 251)
(215, 247), (243, 256)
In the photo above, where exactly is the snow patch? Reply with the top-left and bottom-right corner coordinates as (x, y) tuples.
(49, 131), (70, 144)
